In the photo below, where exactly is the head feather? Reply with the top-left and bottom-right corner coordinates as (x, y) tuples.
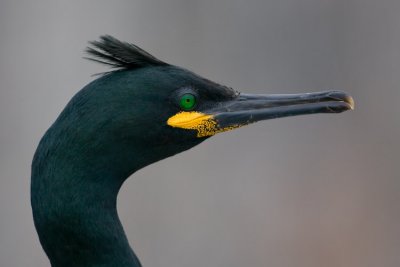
(85, 35), (168, 73)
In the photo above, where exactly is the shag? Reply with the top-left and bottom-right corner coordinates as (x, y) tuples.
(31, 35), (354, 267)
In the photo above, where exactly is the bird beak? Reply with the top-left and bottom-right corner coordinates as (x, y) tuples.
(167, 90), (354, 138)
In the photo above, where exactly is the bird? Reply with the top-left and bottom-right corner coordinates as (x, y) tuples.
(31, 35), (354, 267)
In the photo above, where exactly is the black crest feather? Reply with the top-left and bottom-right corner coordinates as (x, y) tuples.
(85, 35), (168, 73)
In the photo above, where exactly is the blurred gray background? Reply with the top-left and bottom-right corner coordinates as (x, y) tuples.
(1, 1), (399, 267)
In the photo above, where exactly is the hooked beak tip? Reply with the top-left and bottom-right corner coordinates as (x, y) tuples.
(347, 96), (355, 110)
(326, 90), (354, 110)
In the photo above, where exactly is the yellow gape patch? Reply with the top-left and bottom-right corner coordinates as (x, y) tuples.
(167, 112), (242, 137)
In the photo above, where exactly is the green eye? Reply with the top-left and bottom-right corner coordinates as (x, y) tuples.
(179, 93), (197, 110)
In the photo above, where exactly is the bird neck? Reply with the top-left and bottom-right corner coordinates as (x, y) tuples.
(31, 129), (144, 267)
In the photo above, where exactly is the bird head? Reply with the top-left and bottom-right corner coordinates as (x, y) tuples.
(51, 35), (353, 176)
(31, 35), (354, 267)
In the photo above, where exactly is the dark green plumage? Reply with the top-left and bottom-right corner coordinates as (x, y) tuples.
(31, 36), (353, 267)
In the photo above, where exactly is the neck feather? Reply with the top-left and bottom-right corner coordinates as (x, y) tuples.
(31, 130), (142, 267)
